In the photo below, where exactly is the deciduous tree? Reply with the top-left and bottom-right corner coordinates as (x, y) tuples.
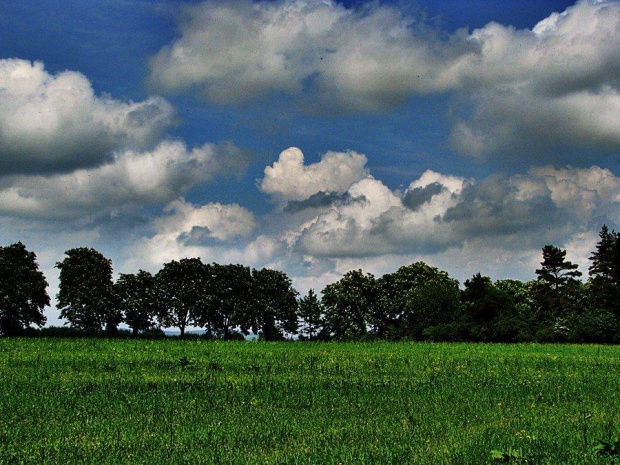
(115, 270), (160, 335)
(156, 258), (208, 338)
(248, 268), (299, 340)
(0, 242), (49, 335)
(56, 248), (118, 335)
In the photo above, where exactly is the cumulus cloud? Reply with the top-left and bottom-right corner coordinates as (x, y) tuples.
(0, 140), (250, 219)
(448, 0), (620, 159)
(276, 154), (620, 259)
(0, 59), (176, 174)
(131, 199), (258, 267)
(147, 0), (464, 112)
(259, 147), (369, 203)
(149, 0), (620, 160)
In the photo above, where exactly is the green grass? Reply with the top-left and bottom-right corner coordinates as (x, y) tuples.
(1, 339), (620, 464)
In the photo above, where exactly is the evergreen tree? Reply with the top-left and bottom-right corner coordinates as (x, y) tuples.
(536, 245), (582, 291)
(298, 289), (323, 340)
(533, 245), (584, 334)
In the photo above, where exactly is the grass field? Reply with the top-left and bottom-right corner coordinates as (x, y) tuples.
(1, 339), (620, 464)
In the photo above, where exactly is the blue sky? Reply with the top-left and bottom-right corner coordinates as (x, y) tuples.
(0, 0), (619, 325)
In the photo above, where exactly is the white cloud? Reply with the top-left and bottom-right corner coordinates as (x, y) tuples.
(149, 0), (620, 160)
(0, 59), (176, 174)
(280, 160), (620, 259)
(259, 146), (369, 202)
(449, 0), (620, 159)
(0, 140), (250, 219)
(147, 0), (460, 112)
(131, 199), (257, 268)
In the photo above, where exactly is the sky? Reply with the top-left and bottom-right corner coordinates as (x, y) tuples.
(0, 0), (619, 326)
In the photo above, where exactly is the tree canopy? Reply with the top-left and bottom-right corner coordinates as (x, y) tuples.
(0, 242), (49, 335)
(56, 247), (117, 335)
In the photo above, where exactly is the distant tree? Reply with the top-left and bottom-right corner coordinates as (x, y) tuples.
(589, 225), (620, 282)
(460, 273), (517, 341)
(199, 263), (253, 339)
(536, 245), (582, 291)
(298, 289), (323, 340)
(495, 279), (537, 341)
(248, 268), (299, 341)
(156, 258), (208, 338)
(115, 270), (159, 336)
(56, 248), (118, 336)
(375, 262), (460, 340)
(322, 270), (377, 341)
(533, 245), (584, 335)
(588, 225), (620, 316)
(0, 242), (49, 336)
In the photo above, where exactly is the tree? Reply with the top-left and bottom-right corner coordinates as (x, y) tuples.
(0, 242), (49, 335)
(589, 225), (620, 282)
(535, 245), (582, 291)
(298, 289), (324, 340)
(156, 258), (209, 338)
(199, 263), (253, 339)
(322, 270), (377, 341)
(248, 268), (299, 341)
(588, 225), (620, 316)
(56, 248), (118, 335)
(533, 245), (584, 333)
(374, 262), (460, 340)
(460, 273), (516, 341)
(115, 270), (159, 335)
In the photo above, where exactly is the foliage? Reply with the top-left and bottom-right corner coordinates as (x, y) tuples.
(114, 270), (160, 335)
(298, 289), (323, 340)
(199, 263), (253, 339)
(249, 268), (299, 340)
(56, 247), (117, 336)
(155, 258), (208, 338)
(0, 242), (49, 336)
(322, 269), (377, 341)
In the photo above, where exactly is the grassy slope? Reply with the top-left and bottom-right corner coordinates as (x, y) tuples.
(1, 339), (619, 464)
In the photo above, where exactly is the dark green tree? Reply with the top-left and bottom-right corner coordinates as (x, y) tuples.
(460, 273), (517, 341)
(535, 245), (582, 291)
(56, 248), (118, 335)
(115, 270), (159, 335)
(533, 245), (584, 336)
(322, 270), (377, 341)
(298, 289), (323, 340)
(156, 258), (208, 338)
(589, 225), (620, 282)
(248, 268), (299, 340)
(375, 262), (460, 340)
(0, 242), (49, 335)
(588, 225), (620, 316)
(199, 263), (253, 339)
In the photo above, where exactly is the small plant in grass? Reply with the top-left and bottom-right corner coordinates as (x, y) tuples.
(491, 449), (535, 464)
(594, 439), (620, 457)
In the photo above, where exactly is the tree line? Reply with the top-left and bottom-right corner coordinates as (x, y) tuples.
(1, 225), (620, 343)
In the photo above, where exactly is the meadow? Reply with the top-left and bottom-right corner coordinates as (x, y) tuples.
(1, 339), (619, 464)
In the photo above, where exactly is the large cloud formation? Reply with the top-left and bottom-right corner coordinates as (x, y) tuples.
(0, 140), (251, 219)
(0, 59), (176, 174)
(149, 0), (620, 160)
(255, 148), (620, 261)
(147, 0), (462, 112)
